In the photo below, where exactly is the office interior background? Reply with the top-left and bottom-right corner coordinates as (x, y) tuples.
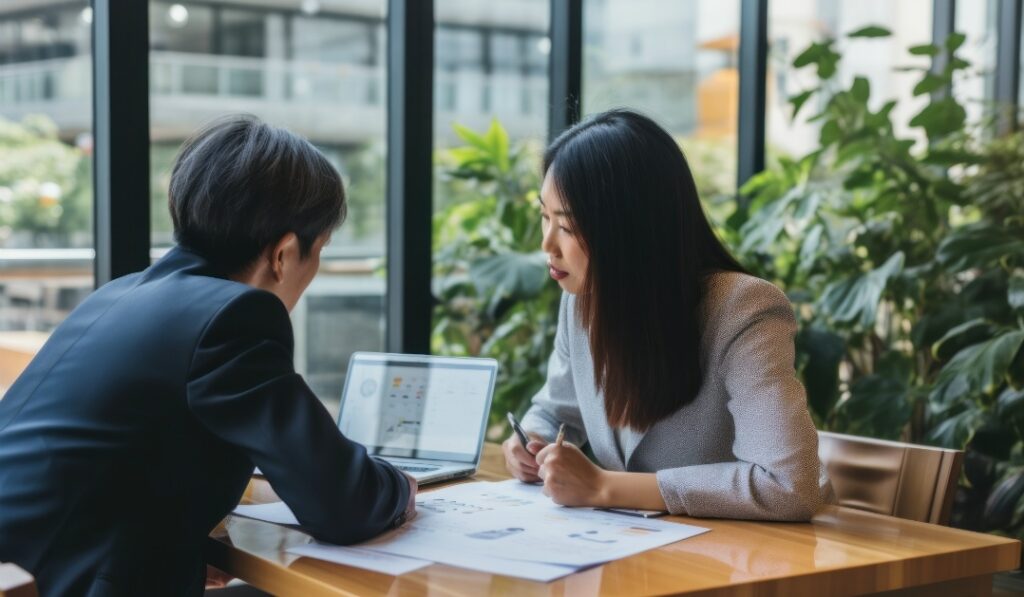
(0, 0), (1022, 543)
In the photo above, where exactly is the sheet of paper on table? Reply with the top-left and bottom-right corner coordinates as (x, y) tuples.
(287, 543), (432, 576)
(229, 479), (710, 581)
(232, 501), (299, 526)
(359, 480), (709, 568)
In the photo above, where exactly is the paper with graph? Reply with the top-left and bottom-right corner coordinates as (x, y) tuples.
(358, 479), (709, 568)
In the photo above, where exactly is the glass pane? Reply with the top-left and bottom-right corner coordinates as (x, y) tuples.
(149, 1), (388, 414)
(583, 0), (741, 200)
(767, 0), (933, 160)
(432, 0), (551, 433)
(954, 0), (998, 129)
(0, 1), (94, 394)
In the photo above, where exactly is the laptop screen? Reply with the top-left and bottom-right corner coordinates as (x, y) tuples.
(337, 352), (497, 463)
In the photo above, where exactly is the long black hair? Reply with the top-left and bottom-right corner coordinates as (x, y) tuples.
(543, 109), (748, 431)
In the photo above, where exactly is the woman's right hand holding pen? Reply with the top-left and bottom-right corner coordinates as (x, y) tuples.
(502, 433), (548, 482)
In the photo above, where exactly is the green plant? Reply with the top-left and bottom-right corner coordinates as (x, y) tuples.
(432, 120), (560, 439)
(733, 26), (1024, 539)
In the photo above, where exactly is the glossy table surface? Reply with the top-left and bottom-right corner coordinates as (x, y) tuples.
(207, 443), (1020, 596)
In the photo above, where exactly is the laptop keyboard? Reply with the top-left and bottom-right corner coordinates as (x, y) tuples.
(395, 465), (440, 473)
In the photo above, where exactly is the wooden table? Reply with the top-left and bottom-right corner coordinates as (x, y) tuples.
(207, 444), (1020, 596)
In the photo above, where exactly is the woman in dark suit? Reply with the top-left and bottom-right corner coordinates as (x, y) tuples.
(503, 109), (833, 520)
(0, 116), (415, 596)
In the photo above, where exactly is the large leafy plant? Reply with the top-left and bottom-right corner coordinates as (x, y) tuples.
(432, 121), (560, 438)
(734, 26), (1024, 538)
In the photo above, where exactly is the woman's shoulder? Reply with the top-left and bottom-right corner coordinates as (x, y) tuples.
(703, 271), (790, 312)
(700, 272), (795, 341)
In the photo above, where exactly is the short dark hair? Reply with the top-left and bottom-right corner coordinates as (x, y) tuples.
(169, 114), (346, 273)
(543, 109), (748, 431)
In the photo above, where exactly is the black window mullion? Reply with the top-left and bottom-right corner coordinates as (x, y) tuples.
(995, 0), (1022, 135)
(930, 0), (955, 101)
(92, 0), (150, 287)
(548, 0), (582, 141)
(736, 0), (768, 192)
(385, 0), (434, 354)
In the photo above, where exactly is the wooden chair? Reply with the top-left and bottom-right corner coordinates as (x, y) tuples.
(818, 431), (963, 525)
(0, 563), (36, 597)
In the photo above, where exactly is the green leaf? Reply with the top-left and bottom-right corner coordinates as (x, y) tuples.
(843, 165), (876, 190)
(932, 330), (1024, 399)
(485, 118), (511, 173)
(793, 43), (824, 68)
(468, 251), (548, 300)
(789, 89), (815, 119)
(944, 32), (966, 52)
(931, 319), (998, 361)
(922, 148), (983, 166)
(909, 97), (966, 139)
(937, 224), (1024, 272)
(913, 73), (948, 96)
(998, 385), (1024, 417)
(909, 44), (940, 56)
(1009, 273), (1024, 311)
(836, 374), (911, 439)
(820, 120), (841, 146)
(926, 408), (985, 448)
(819, 252), (905, 328)
(798, 224), (824, 270)
(848, 25), (891, 38)
(850, 76), (870, 103)
(796, 326), (847, 422)
(950, 57), (971, 70)
(984, 470), (1024, 531)
(452, 122), (491, 152)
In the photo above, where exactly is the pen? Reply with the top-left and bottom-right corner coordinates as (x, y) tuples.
(555, 423), (566, 447)
(507, 412), (534, 455)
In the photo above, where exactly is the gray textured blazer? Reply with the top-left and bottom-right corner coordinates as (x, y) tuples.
(521, 272), (834, 521)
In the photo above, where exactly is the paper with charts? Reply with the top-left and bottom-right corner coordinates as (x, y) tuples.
(359, 479), (709, 569)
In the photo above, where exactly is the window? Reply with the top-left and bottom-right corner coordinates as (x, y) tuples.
(431, 0), (550, 428)
(150, 1), (389, 413)
(583, 0), (741, 201)
(767, 0), (934, 159)
(0, 1), (93, 394)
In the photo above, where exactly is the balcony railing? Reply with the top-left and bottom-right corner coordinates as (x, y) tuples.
(0, 53), (549, 141)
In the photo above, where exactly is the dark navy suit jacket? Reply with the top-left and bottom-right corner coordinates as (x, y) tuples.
(0, 246), (410, 596)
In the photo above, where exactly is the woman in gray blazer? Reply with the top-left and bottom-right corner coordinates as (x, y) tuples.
(504, 109), (833, 521)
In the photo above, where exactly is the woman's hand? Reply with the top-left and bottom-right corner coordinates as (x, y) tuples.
(534, 441), (608, 507)
(502, 433), (548, 482)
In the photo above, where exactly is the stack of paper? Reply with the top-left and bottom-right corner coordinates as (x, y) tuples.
(231, 480), (709, 582)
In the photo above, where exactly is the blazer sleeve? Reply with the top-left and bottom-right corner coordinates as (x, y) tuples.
(521, 292), (588, 446)
(185, 289), (410, 545)
(655, 278), (825, 521)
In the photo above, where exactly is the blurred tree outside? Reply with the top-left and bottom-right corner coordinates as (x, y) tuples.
(0, 115), (91, 249)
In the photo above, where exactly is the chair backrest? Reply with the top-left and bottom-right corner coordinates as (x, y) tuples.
(0, 563), (37, 597)
(817, 431), (963, 525)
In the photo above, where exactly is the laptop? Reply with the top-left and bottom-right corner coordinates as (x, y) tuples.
(336, 352), (498, 486)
